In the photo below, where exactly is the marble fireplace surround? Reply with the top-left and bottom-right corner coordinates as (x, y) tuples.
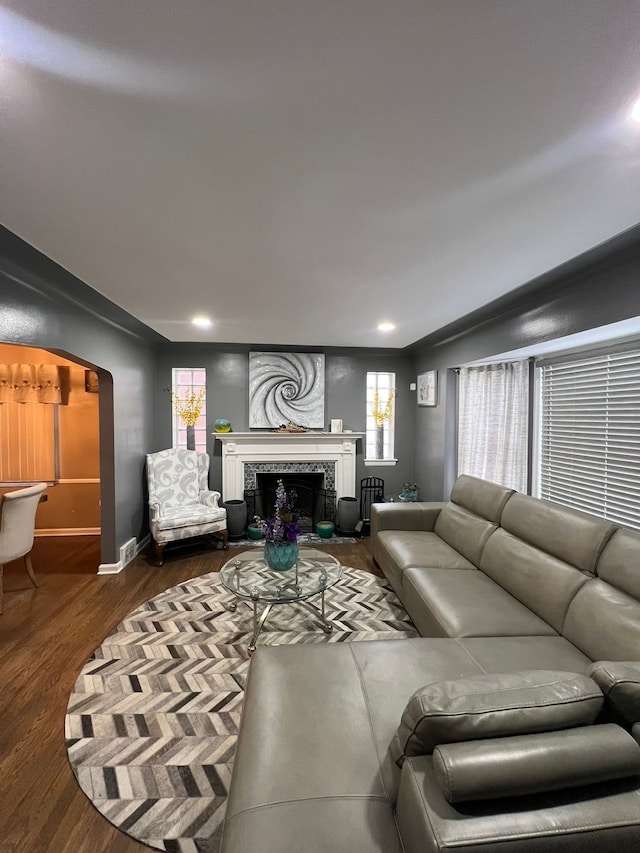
(215, 432), (364, 501)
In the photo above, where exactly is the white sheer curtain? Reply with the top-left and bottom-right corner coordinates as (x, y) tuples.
(457, 360), (529, 492)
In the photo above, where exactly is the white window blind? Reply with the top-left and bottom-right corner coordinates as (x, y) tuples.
(457, 361), (529, 492)
(538, 348), (640, 531)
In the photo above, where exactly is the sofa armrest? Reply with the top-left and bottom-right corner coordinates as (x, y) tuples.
(392, 670), (603, 764)
(396, 749), (640, 853)
(371, 502), (445, 537)
(200, 490), (221, 509)
(589, 661), (640, 725)
(432, 724), (640, 803)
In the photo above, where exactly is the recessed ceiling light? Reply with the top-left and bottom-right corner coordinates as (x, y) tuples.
(377, 322), (396, 332)
(631, 95), (640, 123)
(192, 316), (212, 328)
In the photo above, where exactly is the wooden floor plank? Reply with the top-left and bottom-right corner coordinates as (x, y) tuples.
(0, 535), (378, 852)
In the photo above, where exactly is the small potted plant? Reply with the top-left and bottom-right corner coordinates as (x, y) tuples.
(401, 482), (420, 501)
(256, 480), (302, 570)
(247, 517), (264, 540)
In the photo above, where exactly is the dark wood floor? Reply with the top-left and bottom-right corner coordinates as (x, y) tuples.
(0, 535), (380, 852)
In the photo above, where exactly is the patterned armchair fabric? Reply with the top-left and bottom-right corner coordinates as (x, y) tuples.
(146, 449), (228, 564)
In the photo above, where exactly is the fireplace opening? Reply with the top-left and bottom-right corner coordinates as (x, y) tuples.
(245, 473), (336, 531)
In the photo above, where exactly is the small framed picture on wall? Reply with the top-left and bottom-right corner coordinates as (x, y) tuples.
(417, 370), (437, 406)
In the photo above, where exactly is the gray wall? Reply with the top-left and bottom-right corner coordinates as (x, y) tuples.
(154, 344), (416, 498)
(0, 227), (164, 564)
(410, 225), (640, 501)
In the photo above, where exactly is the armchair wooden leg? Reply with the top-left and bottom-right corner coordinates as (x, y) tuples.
(153, 541), (165, 567)
(0, 564), (3, 615)
(207, 530), (229, 551)
(24, 553), (39, 588)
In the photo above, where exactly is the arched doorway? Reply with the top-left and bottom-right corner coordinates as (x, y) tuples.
(0, 342), (110, 572)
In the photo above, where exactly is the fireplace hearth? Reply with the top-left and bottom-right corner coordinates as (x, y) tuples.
(246, 472), (336, 531)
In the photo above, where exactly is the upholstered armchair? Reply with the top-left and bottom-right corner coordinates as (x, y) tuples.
(146, 449), (228, 566)
(0, 482), (47, 613)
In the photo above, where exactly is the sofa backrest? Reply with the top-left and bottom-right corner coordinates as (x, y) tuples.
(562, 528), (640, 661)
(434, 476), (513, 566)
(479, 494), (616, 634)
(500, 494), (615, 575)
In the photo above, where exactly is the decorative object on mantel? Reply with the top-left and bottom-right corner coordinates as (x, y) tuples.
(417, 370), (438, 406)
(275, 420), (308, 433)
(330, 418), (343, 433)
(371, 387), (396, 459)
(249, 351), (325, 428)
(214, 418), (232, 433)
(255, 480), (302, 571)
(170, 387), (205, 450)
(400, 482), (420, 501)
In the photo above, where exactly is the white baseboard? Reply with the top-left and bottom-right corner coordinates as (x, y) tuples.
(35, 527), (101, 537)
(98, 560), (123, 575)
(98, 534), (150, 575)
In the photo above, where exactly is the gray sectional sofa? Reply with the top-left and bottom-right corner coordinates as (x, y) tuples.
(220, 476), (640, 853)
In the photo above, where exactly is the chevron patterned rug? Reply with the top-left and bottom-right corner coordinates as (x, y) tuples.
(65, 566), (417, 852)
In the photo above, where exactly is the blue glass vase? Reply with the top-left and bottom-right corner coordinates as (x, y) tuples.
(264, 540), (299, 571)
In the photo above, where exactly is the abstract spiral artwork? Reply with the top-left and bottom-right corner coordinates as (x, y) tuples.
(249, 352), (325, 428)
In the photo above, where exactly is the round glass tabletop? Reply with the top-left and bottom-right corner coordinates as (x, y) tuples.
(220, 547), (342, 604)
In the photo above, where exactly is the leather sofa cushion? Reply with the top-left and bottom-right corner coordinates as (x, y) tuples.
(596, 528), (640, 600)
(457, 636), (592, 675)
(500, 493), (615, 574)
(396, 753), (640, 853)
(393, 670), (602, 763)
(480, 529), (590, 633)
(449, 475), (514, 523)
(402, 568), (558, 638)
(434, 503), (497, 566)
(589, 661), (640, 724)
(432, 725), (640, 803)
(377, 531), (476, 573)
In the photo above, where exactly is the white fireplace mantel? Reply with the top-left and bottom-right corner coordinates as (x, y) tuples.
(215, 432), (364, 500)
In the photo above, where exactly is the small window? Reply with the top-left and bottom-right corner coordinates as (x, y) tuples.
(171, 368), (207, 453)
(366, 372), (396, 462)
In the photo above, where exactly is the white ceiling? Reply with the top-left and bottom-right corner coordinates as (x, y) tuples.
(2, 1), (640, 348)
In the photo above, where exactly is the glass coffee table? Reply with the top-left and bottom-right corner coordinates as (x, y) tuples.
(220, 547), (343, 654)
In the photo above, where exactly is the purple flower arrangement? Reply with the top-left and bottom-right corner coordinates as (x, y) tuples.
(256, 479), (302, 542)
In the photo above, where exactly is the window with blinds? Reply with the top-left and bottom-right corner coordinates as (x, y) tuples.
(537, 347), (640, 531)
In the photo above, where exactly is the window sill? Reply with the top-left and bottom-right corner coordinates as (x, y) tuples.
(364, 458), (398, 467)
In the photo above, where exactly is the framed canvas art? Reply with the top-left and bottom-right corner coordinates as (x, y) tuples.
(417, 370), (437, 406)
(249, 351), (325, 428)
